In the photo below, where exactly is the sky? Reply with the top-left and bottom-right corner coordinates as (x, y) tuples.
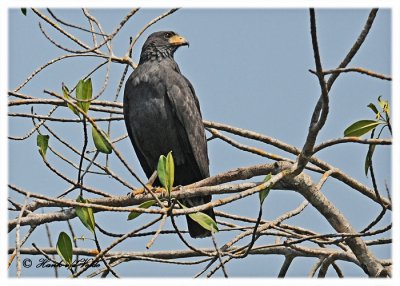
(7, 7), (392, 278)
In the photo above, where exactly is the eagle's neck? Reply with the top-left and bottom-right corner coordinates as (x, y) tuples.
(139, 44), (177, 64)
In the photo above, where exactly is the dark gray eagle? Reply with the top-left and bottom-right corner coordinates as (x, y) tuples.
(123, 31), (215, 238)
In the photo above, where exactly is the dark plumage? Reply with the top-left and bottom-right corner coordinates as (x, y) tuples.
(123, 31), (215, 238)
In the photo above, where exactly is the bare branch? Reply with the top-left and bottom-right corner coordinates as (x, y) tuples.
(310, 67), (391, 81)
(314, 137), (391, 153)
(278, 255), (294, 278)
(326, 9), (379, 90)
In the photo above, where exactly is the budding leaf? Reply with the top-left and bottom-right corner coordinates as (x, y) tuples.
(344, 120), (383, 137)
(127, 200), (156, 220)
(157, 151), (174, 195)
(179, 202), (218, 233)
(367, 103), (380, 120)
(36, 134), (49, 159)
(75, 196), (96, 234)
(259, 173), (272, 205)
(62, 83), (80, 117)
(76, 78), (92, 113)
(364, 144), (376, 177)
(91, 125), (112, 154)
(56, 232), (73, 268)
(378, 96), (390, 116)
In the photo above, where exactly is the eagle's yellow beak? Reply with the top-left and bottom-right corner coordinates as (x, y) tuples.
(168, 34), (189, 46)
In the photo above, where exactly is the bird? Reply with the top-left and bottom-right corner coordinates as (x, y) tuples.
(123, 31), (215, 238)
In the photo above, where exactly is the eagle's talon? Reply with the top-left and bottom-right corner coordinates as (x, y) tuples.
(132, 184), (154, 197)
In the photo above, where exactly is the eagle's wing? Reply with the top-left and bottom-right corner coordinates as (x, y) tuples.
(165, 72), (210, 179)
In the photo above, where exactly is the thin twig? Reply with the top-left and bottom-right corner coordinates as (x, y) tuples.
(146, 214), (168, 249)
(313, 67), (391, 81)
(44, 222), (58, 277)
(15, 193), (31, 277)
(210, 232), (228, 278)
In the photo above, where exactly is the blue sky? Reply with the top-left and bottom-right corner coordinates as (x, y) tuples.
(7, 8), (391, 278)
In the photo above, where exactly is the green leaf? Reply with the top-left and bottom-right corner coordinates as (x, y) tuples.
(91, 125), (112, 154)
(179, 202), (218, 233)
(127, 200), (156, 220)
(157, 151), (175, 194)
(157, 156), (167, 188)
(21, 8), (27, 16)
(62, 83), (80, 117)
(36, 134), (49, 159)
(189, 212), (219, 233)
(76, 78), (92, 113)
(166, 152), (174, 192)
(344, 120), (383, 137)
(378, 96), (390, 116)
(75, 196), (96, 233)
(56, 232), (73, 268)
(364, 144), (376, 176)
(259, 173), (272, 205)
(367, 103), (380, 120)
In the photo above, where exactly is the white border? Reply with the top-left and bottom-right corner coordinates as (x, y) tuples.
(391, 2), (399, 284)
(0, 0), (397, 9)
(0, 0), (9, 284)
(1, 1), (398, 285)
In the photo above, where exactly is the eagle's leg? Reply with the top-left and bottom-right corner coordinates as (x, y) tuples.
(132, 185), (166, 196)
(131, 171), (164, 196)
(132, 184), (181, 197)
